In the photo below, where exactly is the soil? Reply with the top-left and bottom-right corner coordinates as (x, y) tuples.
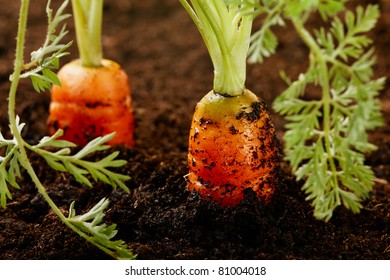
(0, 0), (389, 260)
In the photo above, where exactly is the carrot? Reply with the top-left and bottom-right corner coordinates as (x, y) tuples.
(187, 90), (280, 207)
(48, 0), (135, 147)
(49, 59), (135, 146)
(180, 0), (280, 207)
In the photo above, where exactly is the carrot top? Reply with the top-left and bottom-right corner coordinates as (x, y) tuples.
(71, 0), (103, 67)
(179, 0), (253, 96)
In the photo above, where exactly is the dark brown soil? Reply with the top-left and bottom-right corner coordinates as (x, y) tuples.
(0, 0), (389, 260)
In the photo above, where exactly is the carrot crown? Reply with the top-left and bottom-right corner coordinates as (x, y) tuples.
(71, 0), (103, 67)
(179, 0), (253, 96)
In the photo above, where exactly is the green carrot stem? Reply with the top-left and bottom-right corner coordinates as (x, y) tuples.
(71, 0), (103, 67)
(179, 0), (253, 96)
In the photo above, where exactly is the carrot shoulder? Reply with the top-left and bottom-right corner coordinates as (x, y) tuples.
(187, 89), (280, 207)
(48, 59), (135, 147)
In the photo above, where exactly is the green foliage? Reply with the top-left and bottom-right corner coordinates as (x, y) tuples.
(235, 0), (385, 221)
(283, 0), (347, 19)
(275, 4), (384, 221)
(0, 117), (25, 208)
(0, 119), (133, 258)
(67, 198), (136, 260)
(33, 130), (130, 192)
(248, 7), (284, 63)
(3, 0), (134, 259)
(18, 0), (72, 92)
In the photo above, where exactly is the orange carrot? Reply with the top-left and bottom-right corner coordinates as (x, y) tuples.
(187, 90), (280, 207)
(48, 59), (135, 146)
(180, 0), (280, 206)
(48, 0), (135, 147)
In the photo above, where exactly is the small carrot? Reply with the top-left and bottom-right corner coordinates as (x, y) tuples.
(48, 0), (135, 147)
(187, 90), (280, 207)
(180, 0), (280, 207)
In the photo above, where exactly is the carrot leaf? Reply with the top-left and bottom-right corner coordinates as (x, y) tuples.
(16, 0), (72, 92)
(0, 117), (26, 208)
(67, 199), (136, 260)
(29, 132), (131, 193)
(0, 146), (22, 208)
(276, 4), (384, 221)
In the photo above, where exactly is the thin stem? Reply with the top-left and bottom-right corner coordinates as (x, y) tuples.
(8, 0), (29, 129)
(292, 20), (340, 193)
(71, 0), (102, 67)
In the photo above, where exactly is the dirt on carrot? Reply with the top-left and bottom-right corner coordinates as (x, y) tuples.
(187, 89), (281, 207)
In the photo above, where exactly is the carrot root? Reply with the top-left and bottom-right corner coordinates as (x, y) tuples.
(187, 89), (280, 207)
(48, 59), (135, 147)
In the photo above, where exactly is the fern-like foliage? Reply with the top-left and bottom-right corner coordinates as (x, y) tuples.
(0, 144), (22, 208)
(0, 117), (25, 208)
(67, 198), (136, 260)
(32, 130), (130, 192)
(18, 0), (72, 92)
(273, 4), (385, 221)
(1, 120), (132, 257)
